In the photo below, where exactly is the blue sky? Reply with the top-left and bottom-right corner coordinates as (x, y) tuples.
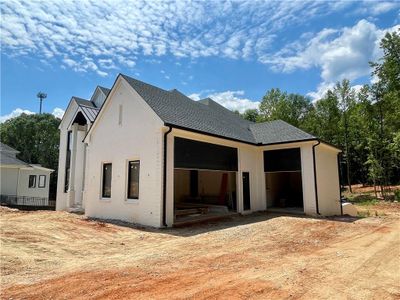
(1, 0), (399, 121)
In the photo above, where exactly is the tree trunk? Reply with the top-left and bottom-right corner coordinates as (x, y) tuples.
(344, 112), (352, 193)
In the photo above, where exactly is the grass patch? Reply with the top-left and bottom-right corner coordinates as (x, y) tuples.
(346, 194), (379, 206)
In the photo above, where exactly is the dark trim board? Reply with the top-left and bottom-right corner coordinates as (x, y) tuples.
(174, 137), (238, 171)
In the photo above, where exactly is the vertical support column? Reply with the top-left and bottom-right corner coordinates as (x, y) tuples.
(300, 144), (318, 215)
(165, 133), (175, 227)
(68, 123), (78, 207)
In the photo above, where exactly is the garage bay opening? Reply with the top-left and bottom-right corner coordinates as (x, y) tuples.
(264, 148), (304, 214)
(174, 137), (238, 225)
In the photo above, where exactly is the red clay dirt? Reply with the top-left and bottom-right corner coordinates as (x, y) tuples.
(1, 205), (399, 299)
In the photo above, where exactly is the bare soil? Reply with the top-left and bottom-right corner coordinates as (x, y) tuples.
(1, 205), (400, 300)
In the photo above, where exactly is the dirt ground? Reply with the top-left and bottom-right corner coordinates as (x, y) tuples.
(1, 205), (399, 300)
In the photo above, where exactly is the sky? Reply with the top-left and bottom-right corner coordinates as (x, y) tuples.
(1, 0), (399, 122)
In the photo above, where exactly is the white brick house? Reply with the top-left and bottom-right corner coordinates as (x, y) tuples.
(56, 74), (342, 227)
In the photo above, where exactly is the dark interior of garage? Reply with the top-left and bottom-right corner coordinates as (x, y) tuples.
(174, 137), (238, 224)
(264, 148), (304, 211)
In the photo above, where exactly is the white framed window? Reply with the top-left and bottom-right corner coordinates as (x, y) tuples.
(127, 160), (140, 200)
(38, 175), (46, 188)
(101, 163), (112, 198)
(28, 175), (36, 188)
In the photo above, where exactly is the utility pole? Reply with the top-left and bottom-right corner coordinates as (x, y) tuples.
(37, 92), (47, 114)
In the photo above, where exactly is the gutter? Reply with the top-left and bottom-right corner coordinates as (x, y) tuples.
(312, 140), (321, 215)
(162, 126), (172, 227)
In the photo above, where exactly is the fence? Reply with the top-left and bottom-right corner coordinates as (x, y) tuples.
(1, 195), (55, 210)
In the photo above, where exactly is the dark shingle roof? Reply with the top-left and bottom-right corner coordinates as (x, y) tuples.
(122, 75), (256, 143)
(98, 86), (110, 96)
(121, 74), (316, 145)
(0, 152), (29, 166)
(72, 97), (100, 123)
(250, 120), (315, 145)
(0, 143), (28, 166)
(0, 142), (19, 154)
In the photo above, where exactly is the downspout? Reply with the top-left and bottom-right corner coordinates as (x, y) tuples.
(337, 153), (343, 216)
(312, 140), (321, 215)
(162, 126), (172, 227)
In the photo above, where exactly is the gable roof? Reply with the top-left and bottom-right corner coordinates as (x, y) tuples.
(98, 86), (110, 96)
(120, 74), (316, 145)
(121, 74), (257, 143)
(72, 97), (100, 123)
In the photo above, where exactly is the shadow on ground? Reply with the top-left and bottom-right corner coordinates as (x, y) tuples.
(87, 211), (359, 237)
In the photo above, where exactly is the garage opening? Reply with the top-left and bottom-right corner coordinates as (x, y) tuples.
(264, 148), (304, 214)
(174, 137), (238, 225)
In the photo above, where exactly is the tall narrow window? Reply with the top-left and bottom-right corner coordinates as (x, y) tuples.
(38, 175), (46, 188)
(64, 131), (72, 192)
(28, 175), (36, 188)
(102, 163), (112, 198)
(127, 161), (140, 199)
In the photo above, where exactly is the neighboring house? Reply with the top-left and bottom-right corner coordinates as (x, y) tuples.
(57, 74), (342, 227)
(0, 142), (54, 206)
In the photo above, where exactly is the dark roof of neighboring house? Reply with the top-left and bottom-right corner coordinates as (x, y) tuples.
(0, 142), (19, 154)
(120, 74), (316, 145)
(0, 152), (29, 166)
(72, 97), (100, 123)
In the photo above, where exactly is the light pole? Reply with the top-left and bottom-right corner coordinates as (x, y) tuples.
(37, 92), (47, 114)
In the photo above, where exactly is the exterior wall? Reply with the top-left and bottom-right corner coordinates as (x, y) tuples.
(165, 129), (267, 226)
(92, 89), (107, 108)
(315, 144), (341, 215)
(17, 168), (51, 200)
(260, 142), (318, 215)
(84, 79), (164, 227)
(56, 101), (90, 211)
(1, 166), (51, 203)
(56, 101), (79, 211)
(0, 167), (18, 195)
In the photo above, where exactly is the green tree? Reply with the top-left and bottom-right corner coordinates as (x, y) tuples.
(334, 79), (356, 192)
(242, 109), (260, 122)
(0, 113), (61, 198)
(259, 88), (313, 127)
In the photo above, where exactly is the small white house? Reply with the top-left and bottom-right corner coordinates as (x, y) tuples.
(57, 74), (342, 227)
(0, 143), (53, 206)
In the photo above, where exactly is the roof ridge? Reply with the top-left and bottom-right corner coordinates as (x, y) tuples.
(121, 73), (172, 94)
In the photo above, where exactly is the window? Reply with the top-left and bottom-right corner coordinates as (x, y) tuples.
(64, 130), (72, 192)
(38, 175), (46, 188)
(28, 175), (36, 188)
(102, 163), (112, 198)
(127, 161), (140, 199)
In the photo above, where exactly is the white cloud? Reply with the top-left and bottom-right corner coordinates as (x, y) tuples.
(263, 20), (399, 82)
(357, 1), (400, 16)
(51, 108), (65, 119)
(0, 0), (364, 76)
(0, 107), (65, 123)
(0, 108), (35, 123)
(264, 20), (399, 100)
(306, 82), (335, 102)
(189, 90), (259, 113)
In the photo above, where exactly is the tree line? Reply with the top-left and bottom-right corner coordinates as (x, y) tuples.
(237, 30), (400, 198)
